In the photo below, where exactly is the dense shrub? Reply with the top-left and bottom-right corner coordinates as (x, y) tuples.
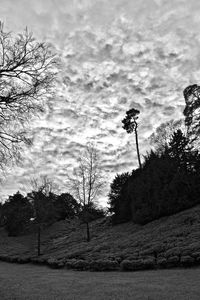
(180, 256), (195, 267)
(120, 259), (145, 271)
(89, 259), (119, 271)
(65, 259), (90, 271)
(16, 256), (31, 264)
(47, 258), (64, 269)
(166, 256), (180, 267)
(157, 257), (168, 268)
(64, 259), (119, 271)
(30, 257), (47, 265)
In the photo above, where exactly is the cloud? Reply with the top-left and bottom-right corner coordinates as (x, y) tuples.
(0, 0), (200, 205)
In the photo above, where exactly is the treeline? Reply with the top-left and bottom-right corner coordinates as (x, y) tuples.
(0, 190), (105, 237)
(109, 84), (200, 225)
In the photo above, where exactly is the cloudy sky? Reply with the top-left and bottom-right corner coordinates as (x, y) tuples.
(0, 0), (200, 205)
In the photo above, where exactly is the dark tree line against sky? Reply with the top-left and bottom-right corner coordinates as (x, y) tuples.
(109, 84), (200, 225)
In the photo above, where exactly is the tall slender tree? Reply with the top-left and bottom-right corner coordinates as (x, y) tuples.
(122, 108), (142, 168)
(68, 143), (105, 242)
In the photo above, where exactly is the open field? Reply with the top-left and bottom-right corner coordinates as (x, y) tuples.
(0, 261), (200, 300)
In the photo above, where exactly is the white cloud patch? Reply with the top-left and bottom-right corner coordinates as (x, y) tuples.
(0, 0), (200, 205)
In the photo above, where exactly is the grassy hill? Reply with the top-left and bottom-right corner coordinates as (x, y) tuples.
(1, 205), (200, 271)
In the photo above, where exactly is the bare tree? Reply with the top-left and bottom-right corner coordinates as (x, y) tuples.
(122, 108), (142, 169)
(28, 176), (56, 256)
(68, 143), (105, 242)
(0, 23), (56, 166)
(149, 119), (185, 152)
(31, 175), (55, 197)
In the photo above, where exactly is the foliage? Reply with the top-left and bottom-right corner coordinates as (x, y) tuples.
(122, 108), (140, 134)
(3, 191), (33, 236)
(78, 202), (105, 223)
(111, 129), (200, 225)
(130, 131), (200, 224)
(89, 259), (119, 271)
(53, 193), (80, 221)
(28, 190), (56, 226)
(0, 202), (4, 226)
(108, 172), (131, 224)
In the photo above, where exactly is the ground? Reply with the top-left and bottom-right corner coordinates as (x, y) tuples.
(1, 205), (200, 271)
(0, 261), (200, 300)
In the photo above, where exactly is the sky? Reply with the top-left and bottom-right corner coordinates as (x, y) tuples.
(0, 0), (200, 205)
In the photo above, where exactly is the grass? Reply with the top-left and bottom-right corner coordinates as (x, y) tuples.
(0, 261), (200, 299)
(1, 205), (200, 270)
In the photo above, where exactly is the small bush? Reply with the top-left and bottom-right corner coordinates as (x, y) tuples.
(31, 257), (46, 265)
(157, 257), (167, 268)
(181, 248), (192, 256)
(0, 254), (12, 262)
(180, 255), (195, 267)
(17, 256), (31, 264)
(166, 256), (180, 267)
(192, 251), (200, 260)
(65, 259), (90, 271)
(8, 256), (18, 263)
(142, 257), (155, 269)
(47, 258), (64, 269)
(164, 247), (181, 258)
(120, 259), (145, 271)
(90, 259), (119, 271)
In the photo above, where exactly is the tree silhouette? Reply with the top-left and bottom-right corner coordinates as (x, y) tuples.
(28, 176), (56, 256)
(54, 193), (80, 221)
(3, 191), (33, 236)
(183, 84), (200, 140)
(0, 23), (56, 166)
(122, 108), (142, 168)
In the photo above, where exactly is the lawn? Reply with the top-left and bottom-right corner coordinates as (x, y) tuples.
(0, 261), (200, 300)
(1, 206), (200, 270)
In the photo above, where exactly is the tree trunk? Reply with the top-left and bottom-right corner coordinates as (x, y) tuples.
(37, 224), (41, 256)
(134, 128), (142, 169)
(86, 222), (90, 242)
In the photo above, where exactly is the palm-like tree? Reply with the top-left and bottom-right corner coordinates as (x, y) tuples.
(122, 108), (142, 169)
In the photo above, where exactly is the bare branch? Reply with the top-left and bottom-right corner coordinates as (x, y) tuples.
(67, 143), (105, 207)
(0, 23), (57, 167)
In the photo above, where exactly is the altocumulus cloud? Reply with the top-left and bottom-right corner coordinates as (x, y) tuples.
(0, 0), (200, 205)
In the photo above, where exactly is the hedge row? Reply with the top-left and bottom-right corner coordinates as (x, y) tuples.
(0, 254), (200, 271)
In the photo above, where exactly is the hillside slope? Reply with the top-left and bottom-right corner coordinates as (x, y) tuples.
(1, 205), (200, 271)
